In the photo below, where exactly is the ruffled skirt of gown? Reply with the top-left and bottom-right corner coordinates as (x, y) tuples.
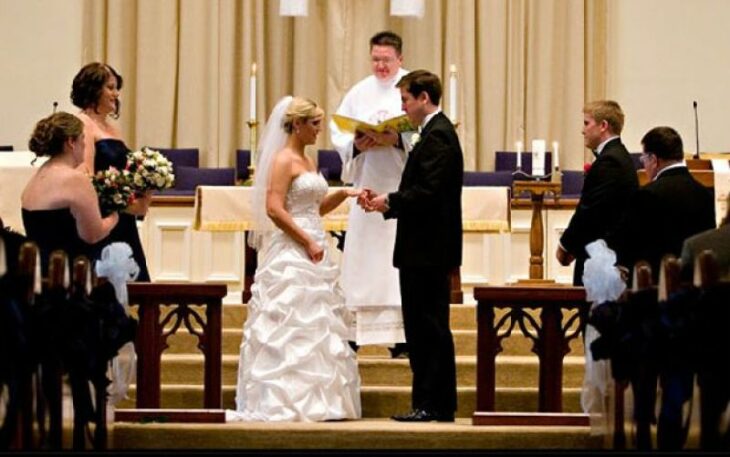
(227, 216), (362, 422)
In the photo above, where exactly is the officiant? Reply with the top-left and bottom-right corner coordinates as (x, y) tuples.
(329, 31), (409, 358)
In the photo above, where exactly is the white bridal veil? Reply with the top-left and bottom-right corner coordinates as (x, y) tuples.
(249, 95), (294, 250)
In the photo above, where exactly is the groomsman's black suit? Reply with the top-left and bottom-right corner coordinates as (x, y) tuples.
(384, 111), (463, 417)
(560, 138), (638, 285)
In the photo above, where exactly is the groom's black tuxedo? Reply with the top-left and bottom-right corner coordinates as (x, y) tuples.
(384, 111), (463, 415)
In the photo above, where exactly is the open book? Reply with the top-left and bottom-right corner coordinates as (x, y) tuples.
(331, 114), (414, 134)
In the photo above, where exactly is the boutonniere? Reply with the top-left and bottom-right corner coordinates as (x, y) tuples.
(411, 132), (421, 147)
(583, 162), (593, 175)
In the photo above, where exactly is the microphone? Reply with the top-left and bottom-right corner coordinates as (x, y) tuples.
(52, 101), (58, 114)
(693, 101), (700, 160)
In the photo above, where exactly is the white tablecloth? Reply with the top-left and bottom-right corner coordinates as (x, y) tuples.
(194, 185), (511, 233)
(0, 152), (46, 234)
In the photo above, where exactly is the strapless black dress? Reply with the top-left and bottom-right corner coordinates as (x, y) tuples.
(22, 208), (92, 275)
(94, 138), (150, 281)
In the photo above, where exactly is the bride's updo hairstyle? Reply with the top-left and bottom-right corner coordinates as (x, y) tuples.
(28, 112), (83, 158)
(281, 97), (324, 134)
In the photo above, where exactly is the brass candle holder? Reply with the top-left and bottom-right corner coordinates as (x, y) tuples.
(243, 119), (259, 186)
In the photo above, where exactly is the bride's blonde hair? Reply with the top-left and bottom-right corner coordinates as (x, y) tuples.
(282, 97), (324, 133)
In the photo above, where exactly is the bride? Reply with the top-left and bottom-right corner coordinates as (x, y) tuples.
(227, 96), (364, 422)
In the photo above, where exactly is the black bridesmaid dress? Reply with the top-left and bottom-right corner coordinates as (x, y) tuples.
(93, 138), (150, 281)
(22, 208), (91, 275)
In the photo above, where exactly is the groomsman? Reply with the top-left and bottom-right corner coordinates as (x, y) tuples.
(557, 100), (638, 285)
(364, 70), (463, 422)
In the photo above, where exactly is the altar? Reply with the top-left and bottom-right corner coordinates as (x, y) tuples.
(191, 185), (512, 303)
(0, 152), (46, 233)
(192, 185), (511, 233)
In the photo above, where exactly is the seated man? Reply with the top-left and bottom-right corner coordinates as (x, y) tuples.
(680, 194), (730, 280)
(607, 126), (715, 450)
(609, 126), (715, 280)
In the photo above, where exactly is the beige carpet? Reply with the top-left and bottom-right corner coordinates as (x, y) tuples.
(112, 302), (600, 450)
(112, 418), (602, 450)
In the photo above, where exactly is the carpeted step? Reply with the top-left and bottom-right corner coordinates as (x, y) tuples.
(162, 327), (585, 357)
(150, 354), (585, 388)
(219, 303), (583, 331)
(112, 418), (603, 450)
(219, 302), (479, 330)
(116, 385), (585, 417)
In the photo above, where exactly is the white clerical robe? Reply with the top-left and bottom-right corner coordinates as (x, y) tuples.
(330, 69), (410, 346)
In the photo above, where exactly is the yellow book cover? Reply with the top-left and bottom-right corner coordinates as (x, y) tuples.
(331, 114), (414, 134)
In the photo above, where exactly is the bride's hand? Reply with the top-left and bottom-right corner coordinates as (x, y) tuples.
(344, 187), (365, 198)
(306, 239), (324, 263)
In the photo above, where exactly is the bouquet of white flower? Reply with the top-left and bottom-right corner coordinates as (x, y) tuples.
(126, 147), (175, 192)
(91, 167), (136, 214)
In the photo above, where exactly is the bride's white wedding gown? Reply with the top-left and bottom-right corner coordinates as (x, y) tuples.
(227, 172), (362, 422)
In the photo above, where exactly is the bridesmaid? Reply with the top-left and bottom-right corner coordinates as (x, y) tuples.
(72, 62), (151, 281)
(22, 112), (119, 274)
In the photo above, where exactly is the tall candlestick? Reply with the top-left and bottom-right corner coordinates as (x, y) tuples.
(449, 64), (457, 124)
(516, 141), (523, 169)
(249, 62), (257, 121)
(553, 141), (559, 169)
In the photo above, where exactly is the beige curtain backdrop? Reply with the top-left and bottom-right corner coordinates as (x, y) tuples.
(81, 0), (606, 171)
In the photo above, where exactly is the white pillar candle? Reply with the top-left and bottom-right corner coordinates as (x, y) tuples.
(516, 141), (522, 169)
(249, 62), (257, 120)
(449, 65), (457, 123)
(553, 141), (559, 169)
(532, 139), (546, 176)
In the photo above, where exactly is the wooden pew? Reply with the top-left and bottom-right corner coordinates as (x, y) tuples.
(10, 242), (38, 449)
(694, 250), (730, 450)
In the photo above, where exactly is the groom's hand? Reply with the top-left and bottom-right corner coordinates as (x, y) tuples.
(367, 194), (389, 213)
(357, 188), (375, 210)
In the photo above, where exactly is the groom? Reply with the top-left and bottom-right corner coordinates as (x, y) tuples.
(362, 70), (463, 422)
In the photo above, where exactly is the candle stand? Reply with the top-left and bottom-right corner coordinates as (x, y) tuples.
(243, 119), (258, 186)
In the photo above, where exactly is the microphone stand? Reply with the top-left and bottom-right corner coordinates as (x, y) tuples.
(693, 101), (700, 160)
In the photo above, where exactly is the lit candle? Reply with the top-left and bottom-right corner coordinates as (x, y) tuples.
(553, 141), (559, 169)
(249, 62), (257, 120)
(449, 64), (457, 124)
(516, 141), (522, 169)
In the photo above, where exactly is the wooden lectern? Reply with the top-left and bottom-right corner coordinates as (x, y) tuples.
(512, 180), (562, 284)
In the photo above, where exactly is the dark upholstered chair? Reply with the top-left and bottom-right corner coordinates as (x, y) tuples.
(0, 145), (13, 151)
(317, 149), (343, 183)
(463, 171), (514, 187)
(235, 149), (251, 182)
(171, 166), (236, 195)
(154, 147), (200, 175)
(561, 170), (585, 198)
(495, 151), (553, 175)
